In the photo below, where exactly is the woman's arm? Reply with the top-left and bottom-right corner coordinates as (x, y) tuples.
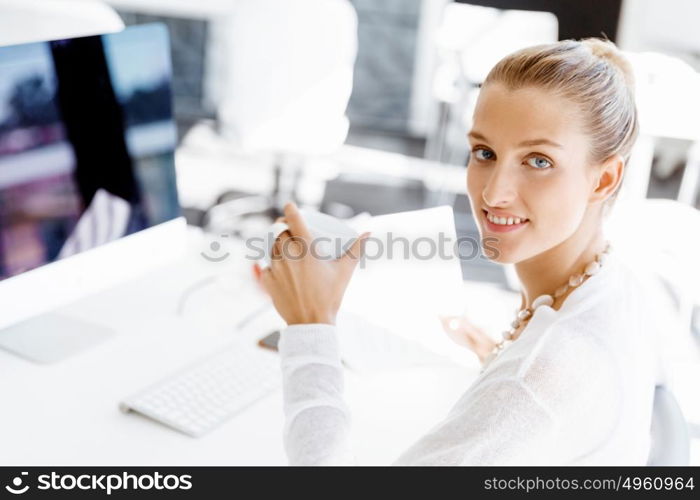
(257, 203), (369, 465)
(278, 323), (353, 465)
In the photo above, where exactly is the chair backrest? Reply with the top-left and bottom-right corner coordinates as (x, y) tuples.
(0, 0), (123, 47)
(647, 385), (690, 465)
(218, 0), (358, 155)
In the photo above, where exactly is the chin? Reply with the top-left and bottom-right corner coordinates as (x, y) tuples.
(481, 240), (509, 263)
(486, 251), (518, 265)
(480, 237), (524, 264)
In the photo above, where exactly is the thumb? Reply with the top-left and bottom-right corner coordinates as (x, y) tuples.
(340, 232), (370, 270)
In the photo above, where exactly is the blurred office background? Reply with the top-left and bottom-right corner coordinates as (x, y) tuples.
(1, 0), (699, 465)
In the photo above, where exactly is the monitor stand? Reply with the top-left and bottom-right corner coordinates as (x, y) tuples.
(0, 313), (114, 364)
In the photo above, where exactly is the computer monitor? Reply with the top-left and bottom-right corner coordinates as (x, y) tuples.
(0, 23), (186, 362)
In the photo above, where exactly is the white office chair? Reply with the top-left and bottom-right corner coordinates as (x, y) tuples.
(200, 0), (358, 222)
(0, 0), (123, 47)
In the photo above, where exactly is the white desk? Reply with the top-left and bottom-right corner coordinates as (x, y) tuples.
(0, 227), (483, 465)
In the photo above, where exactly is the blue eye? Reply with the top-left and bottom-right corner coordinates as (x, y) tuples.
(526, 156), (552, 169)
(473, 148), (495, 161)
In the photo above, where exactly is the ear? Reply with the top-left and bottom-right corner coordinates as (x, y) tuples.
(590, 153), (625, 204)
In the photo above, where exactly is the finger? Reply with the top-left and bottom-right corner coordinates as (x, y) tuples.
(270, 218), (290, 256)
(340, 232), (370, 270)
(260, 266), (272, 285)
(278, 234), (307, 262)
(271, 230), (292, 259)
(259, 265), (274, 289)
(270, 239), (299, 276)
(253, 262), (270, 293)
(283, 202), (312, 240)
(252, 262), (262, 280)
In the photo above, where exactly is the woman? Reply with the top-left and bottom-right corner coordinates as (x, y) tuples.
(258, 38), (663, 465)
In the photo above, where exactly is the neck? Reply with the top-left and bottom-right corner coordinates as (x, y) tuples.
(514, 227), (607, 311)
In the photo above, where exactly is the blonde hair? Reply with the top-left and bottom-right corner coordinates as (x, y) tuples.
(483, 38), (639, 206)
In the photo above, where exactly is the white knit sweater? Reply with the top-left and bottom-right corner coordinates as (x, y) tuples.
(278, 251), (666, 465)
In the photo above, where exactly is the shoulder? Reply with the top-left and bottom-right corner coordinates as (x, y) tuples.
(523, 314), (619, 378)
(517, 319), (621, 417)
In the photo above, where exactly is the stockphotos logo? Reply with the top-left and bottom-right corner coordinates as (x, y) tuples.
(2, 471), (192, 496)
(5, 472), (29, 495)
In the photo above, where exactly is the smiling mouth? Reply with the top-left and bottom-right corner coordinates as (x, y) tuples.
(482, 209), (530, 232)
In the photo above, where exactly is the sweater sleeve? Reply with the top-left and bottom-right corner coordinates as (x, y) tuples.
(278, 323), (354, 465)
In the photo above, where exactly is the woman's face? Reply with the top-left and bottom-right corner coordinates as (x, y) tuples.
(466, 83), (599, 264)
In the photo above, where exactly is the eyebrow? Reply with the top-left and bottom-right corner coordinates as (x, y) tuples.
(467, 131), (563, 149)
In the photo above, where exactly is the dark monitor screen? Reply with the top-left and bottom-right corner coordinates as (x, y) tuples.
(0, 23), (181, 281)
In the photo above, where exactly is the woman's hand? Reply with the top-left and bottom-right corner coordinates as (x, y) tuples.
(256, 202), (370, 326)
(440, 315), (496, 363)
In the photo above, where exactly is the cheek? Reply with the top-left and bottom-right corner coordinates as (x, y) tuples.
(531, 169), (589, 232)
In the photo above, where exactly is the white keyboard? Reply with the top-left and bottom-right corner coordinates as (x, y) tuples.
(119, 341), (281, 437)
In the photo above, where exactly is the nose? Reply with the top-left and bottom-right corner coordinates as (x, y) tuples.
(481, 163), (517, 208)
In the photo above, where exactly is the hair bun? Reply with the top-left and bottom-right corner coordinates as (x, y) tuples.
(582, 38), (635, 91)
(583, 38), (617, 58)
